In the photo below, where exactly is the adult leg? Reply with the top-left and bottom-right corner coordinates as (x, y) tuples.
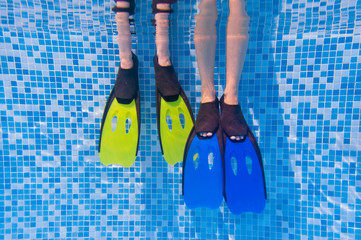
(224, 0), (250, 140)
(224, 0), (250, 105)
(194, 0), (218, 104)
(194, 0), (218, 138)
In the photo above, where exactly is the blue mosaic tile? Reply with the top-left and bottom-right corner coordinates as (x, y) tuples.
(0, 0), (360, 239)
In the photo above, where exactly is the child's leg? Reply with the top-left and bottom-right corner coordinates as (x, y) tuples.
(154, 3), (171, 66)
(114, 0), (134, 69)
(152, 0), (177, 66)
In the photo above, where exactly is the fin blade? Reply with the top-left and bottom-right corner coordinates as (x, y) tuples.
(99, 98), (139, 167)
(159, 96), (194, 165)
(183, 132), (223, 209)
(224, 137), (266, 214)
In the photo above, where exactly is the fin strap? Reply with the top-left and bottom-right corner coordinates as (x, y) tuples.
(112, 0), (135, 15)
(152, 1), (175, 15)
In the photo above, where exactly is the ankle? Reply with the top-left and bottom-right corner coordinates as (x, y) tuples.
(201, 95), (217, 104)
(157, 56), (172, 67)
(120, 55), (133, 69)
(223, 94), (238, 105)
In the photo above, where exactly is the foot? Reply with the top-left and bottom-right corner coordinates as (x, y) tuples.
(157, 56), (172, 67)
(195, 98), (220, 139)
(198, 131), (214, 138)
(220, 95), (248, 142)
(230, 135), (245, 141)
(120, 54), (134, 69)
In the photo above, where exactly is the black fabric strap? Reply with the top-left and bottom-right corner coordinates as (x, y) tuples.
(152, 0), (176, 14)
(112, 0), (135, 15)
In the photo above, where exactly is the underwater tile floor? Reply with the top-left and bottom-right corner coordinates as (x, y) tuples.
(0, 0), (360, 239)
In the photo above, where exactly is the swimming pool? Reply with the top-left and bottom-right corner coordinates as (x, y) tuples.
(0, 0), (360, 239)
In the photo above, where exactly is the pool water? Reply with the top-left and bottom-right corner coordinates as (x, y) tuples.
(0, 0), (360, 239)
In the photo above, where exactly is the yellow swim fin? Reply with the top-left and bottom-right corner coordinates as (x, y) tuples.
(98, 53), (140, 167)
(154, 55), (194, 165)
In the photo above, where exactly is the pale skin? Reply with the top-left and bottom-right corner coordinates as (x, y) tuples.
(116, 1), (133, 69)
(155, 3), (172, 66)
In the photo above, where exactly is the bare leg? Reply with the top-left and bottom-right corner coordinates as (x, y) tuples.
(115, 1), (133, 69)
(195, 0), (218, 104)
(194, 0), (218, 138)
(154, 3), (172, 66)
(224, 0), (250, 140)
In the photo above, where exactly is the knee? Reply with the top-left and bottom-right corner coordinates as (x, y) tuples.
(194, 0), (218, 37)
(196, 0), (218, 20)
(228, 0), (250, 34)
(228, 0), (250, 21)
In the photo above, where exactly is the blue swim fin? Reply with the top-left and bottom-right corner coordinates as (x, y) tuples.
(182, 99), (224, 209)
(220, 96), (267, 214)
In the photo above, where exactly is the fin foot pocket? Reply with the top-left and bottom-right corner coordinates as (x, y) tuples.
(194, 98), (220, 139)
(113, 52), (139, 102)
(220, 95), (248, 139)
(154, 55), (181, 99)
